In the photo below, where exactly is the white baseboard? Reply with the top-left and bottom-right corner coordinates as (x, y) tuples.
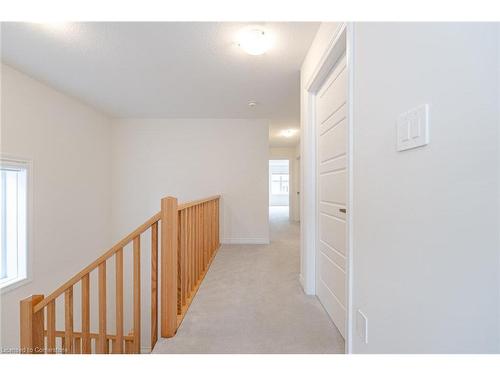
(222, 237), (270, 245)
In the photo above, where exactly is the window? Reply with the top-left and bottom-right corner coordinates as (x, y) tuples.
(0, 159), (29, 290)
(271, 173), (289, 195)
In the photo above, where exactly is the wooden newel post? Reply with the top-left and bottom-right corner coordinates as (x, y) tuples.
(19, 294), (45, 354)
(161, 196), (178, 337)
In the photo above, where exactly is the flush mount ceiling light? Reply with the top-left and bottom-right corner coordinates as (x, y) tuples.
(248, 101), (258, 108)
(237, 27), (275, 56)
(280, 129), (299, 138)
(34, 22), (70, 31)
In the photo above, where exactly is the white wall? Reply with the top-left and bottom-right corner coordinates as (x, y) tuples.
(0, 64), (112, 349)
(111, 118), (269, 245)
(269, 147), (300, 219)
(350, 23), (499, 353)
(0, 65), (269, 351)
(300, 22), (500, 353)
(111, 118), (269, 348)
(299, 23), (342, 294)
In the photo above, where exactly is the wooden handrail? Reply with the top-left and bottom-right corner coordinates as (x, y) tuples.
(19, 194), (221, 354)
(177, 195), (220, 210)
(33, 212), (161, 313)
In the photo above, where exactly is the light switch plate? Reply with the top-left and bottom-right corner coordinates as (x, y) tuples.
(356, 309), (368, 344)
(397, 104), (429, 151)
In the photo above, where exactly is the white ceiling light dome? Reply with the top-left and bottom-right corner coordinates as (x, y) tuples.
(237, 27), (275, 56)
(280, 129), (298, 138)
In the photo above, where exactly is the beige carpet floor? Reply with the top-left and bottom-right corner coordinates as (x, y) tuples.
(152, 206), (345, 353)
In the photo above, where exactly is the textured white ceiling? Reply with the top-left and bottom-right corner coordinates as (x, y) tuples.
(1, 22), (319, 147)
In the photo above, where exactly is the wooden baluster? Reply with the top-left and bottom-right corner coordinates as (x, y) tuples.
(197, 204), (203, 272)
(181, 210), (187, 309)
(186, 211), (189, 298)
(114, 249), (124, 354)
(133, 236), (141, 353)
(201, 203), (204, 270)
(203, 202), (210, 270)
(207, 201), (210, 257)
(161, 197), (178, 338)
(98, 262), (107, 353)
(150, 223), (158, 350)
(189, 207), (193, 295)
(202, 203), (205, 269)
(193, 206), (197, 283)
(177, 211), (182, 315)
(200, 204), (203, 273)
(181, 210), (187, 306)
(75, 337), (81, 354)
(81, 274), (91, 353)
(125, 339), (132, 354)
(64, 287), (74, 354)
(197, 204), (201, 280)
(193, 207), (196, 289)
(203, 203), (206, 267)
(20, 294), (45, 354)
(202, 203), (206, 269)
(186, 208), (190, 297)
(199, 204), (203, 271)
(208, 201), (214, 259)
(46, 300), (56, 354)
(214, 200), (217, 251)
(212, 199), (217, 253)
(216, 198), (219, 246)
(205, 202), (208, 259)
(191, 206), (195, 285)
(190, 207), (194, 292)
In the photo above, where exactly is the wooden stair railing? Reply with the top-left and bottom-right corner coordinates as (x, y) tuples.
(19, 195), (220, 354)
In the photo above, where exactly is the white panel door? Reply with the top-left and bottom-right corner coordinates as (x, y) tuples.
(316, 54), (347, 338)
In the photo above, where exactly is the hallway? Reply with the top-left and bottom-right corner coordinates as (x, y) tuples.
(153, 206), (345, 353)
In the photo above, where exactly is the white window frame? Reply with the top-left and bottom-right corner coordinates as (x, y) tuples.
(0, 156), (33, 293)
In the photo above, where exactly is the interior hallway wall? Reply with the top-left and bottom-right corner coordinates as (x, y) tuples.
(351, 23), (500, 353)
(111, 118), (270, 245)
(0, 64), (113, 350)
(111, 118), (269, 349)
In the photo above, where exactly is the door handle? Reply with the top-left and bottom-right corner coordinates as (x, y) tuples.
(339, 208), (346, 213)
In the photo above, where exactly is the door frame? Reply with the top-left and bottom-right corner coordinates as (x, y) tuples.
(268, 159), (291, 212)
(302, 23), (354, 353)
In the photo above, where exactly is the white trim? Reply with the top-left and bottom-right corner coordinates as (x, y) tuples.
(345, 22), (355, 354)
(306, 23), (346, 92)
(300, 90), (317, 295)
(0, 155), (34, 295)
(221, 237), (270, 245)
(299, 273), (305, 292)
(302, 23), (354, 354)
(0, 276), (32, 294)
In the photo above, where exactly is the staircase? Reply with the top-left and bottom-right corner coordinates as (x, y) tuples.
(19, 195), (220, 354)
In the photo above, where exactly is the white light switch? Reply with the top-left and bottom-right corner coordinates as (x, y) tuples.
(356, 309), (368, 344)
(397, 104), (429, 151)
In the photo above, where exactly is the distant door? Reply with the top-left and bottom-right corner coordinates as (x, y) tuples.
(316, 54), (347, 338)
